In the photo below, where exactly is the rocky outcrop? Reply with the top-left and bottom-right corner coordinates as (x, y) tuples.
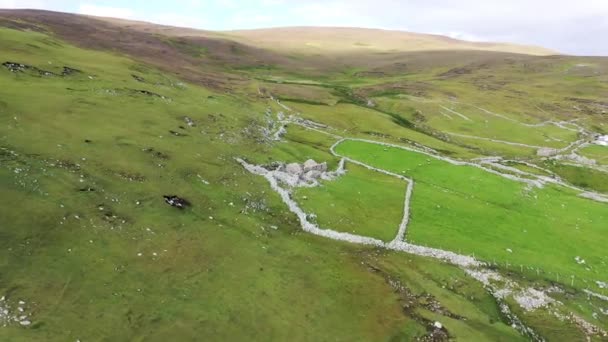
(536, 148), (559, 157)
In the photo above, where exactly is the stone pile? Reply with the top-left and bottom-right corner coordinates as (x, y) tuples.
(0, 296), (32, 327)
(273, 159), (341, 187)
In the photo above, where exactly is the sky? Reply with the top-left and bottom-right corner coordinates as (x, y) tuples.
(1, 0), (607, 56)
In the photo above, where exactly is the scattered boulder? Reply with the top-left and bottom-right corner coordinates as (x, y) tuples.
(4, 61), (83, 78)
(2, 61), (55, 76)
(163, 195), (191, 209)
(2, 61), (29, 72)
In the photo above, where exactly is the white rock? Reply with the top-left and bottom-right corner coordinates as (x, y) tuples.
(433, 321), (443, 329)
(594, 135), (608, 146)
(303, 170), (322, 181)
(19, 320), (31, 326)
(303, 159), (327, 172)
(536, 148), (559, 157)
(285, 163), (302, 175)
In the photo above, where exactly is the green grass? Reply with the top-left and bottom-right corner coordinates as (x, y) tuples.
(0, 26), (542, 341)
(335, 140), (608, 293)
(285, 101), (475, 158)
(295, 163), (406, 241)
(578, 144), (608, 165)
(546, 162), (608, 193)
(2, 17), (608, 340)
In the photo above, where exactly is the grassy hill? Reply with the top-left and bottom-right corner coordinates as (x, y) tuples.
(0, 9), (607, 341)
(226, 26), (557, 56)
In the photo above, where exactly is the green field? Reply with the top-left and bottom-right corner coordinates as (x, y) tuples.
(1, 9), (608, 341)
(295, 163), (406, 241)
(335, 140), (608, 293)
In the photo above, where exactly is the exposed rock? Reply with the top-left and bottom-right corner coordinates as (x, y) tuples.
(537, 148), (559, 157)
(131, 74), (145, 82)
(61, 66), (81, 76)
(129, 88), (169, 100)
(2, 61), (29, 72)
(303, 170), (322, 182)
(594, 135), (608, 146)
(184, 116), (196, 127)
(565, 153), (596, 165)
(285, 163), (302, 175)
(513, 288), (554, 311)
(163, 195), (191, 209)
(2, 61), (55, 76)
(303, 159), (327, 172)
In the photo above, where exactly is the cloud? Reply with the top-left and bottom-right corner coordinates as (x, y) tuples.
(0, 0), (60, 9)
(284, 0), (608, 55)
(78, 4), (133, 19)
(0, 0), (606, 55)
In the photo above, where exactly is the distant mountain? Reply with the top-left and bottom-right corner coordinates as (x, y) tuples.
(226, 27), (558, 56)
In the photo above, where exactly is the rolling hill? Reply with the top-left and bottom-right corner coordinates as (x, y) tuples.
(0, 8), (607, 342)
(226, 26), (558, 55)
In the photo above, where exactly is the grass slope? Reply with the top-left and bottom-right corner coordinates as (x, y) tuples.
(336, 140), (608, 294)
(1, 9), (608, 340)
(0, 26), (534, 341)
(295, 163), (406, 242)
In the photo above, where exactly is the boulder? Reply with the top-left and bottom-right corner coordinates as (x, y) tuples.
(303, 159), (328, 172)
(163, 195), (191, 209)
(303, 170), (322, 181)
(285, 163), (303, 175)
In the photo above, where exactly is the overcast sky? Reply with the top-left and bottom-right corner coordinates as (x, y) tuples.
(1, 0), (607, 55)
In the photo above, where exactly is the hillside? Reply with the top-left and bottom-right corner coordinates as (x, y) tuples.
(226, 26), (557, 55)
(0, 8), (607, 342)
